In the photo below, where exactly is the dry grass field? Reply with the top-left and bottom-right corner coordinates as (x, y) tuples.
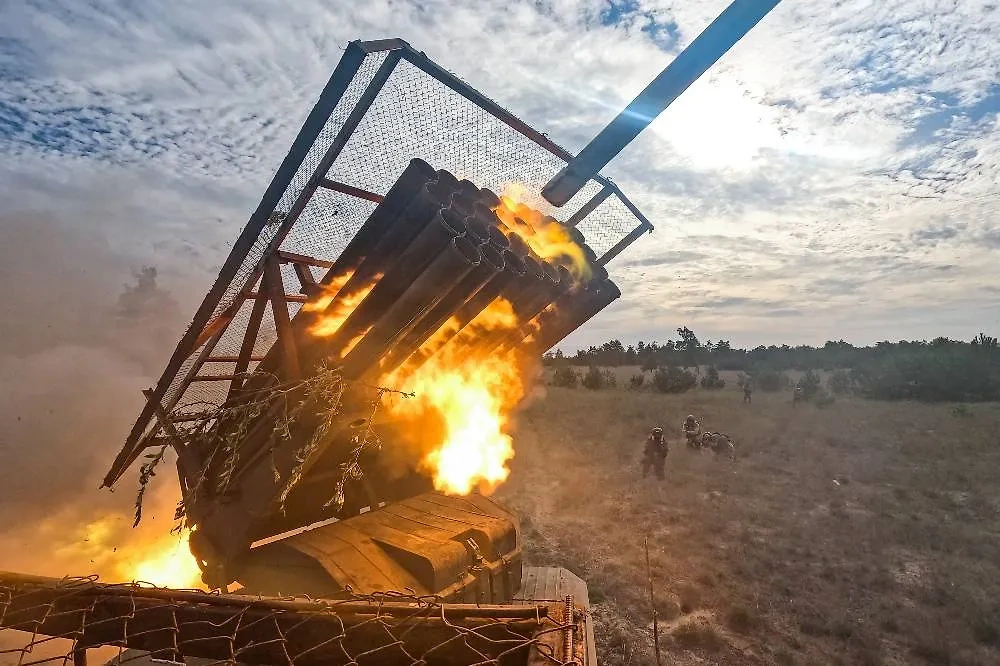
(495, 374), (1000, 665)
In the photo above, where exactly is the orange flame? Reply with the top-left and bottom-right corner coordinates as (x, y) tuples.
(128, 528), (203, 588)
(420, 315), (462, 357)
(386, 298), (525, 495)
(492, 184), (592, 281)
(41, 489), (205, 589)
(465, 296), (519, 332)
(304, 271), (381, 355)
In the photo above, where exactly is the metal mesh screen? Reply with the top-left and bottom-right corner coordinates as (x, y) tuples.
(161, 52), (391, 413)
(323, 59), (610, 229)
(574, 195), (642, 258)
(0, 575), (578, 666)
(216, 50), (392, 322)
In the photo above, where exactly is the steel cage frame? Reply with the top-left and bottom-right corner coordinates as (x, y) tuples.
(103, 38), (654, 488)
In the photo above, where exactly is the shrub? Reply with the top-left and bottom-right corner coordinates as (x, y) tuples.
(754, 368), (789, 392)
(798, 369), (822, 399)
(550, 366), (579, 388)
(582, 366), (605, 390)
(971, 614), (1000, 647)
(725, 604), (761, 634)
(640, 356), (659, 373)
(672, 618), (725, 651)
(827, 369), (852, 395)
(736, 372), (747, 388)
(951, 404), (973, 418)
(653, 366), (697, 394)
(603, 369), (617, 388)
(629, 373), (645, 389)
(700, 365), (726, 390)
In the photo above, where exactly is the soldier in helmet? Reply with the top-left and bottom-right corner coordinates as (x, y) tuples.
(682, 414), (703, 450)
(793, 385), (803, 408)
(743, 379), (753, 403)
(642, 426), (669, 479)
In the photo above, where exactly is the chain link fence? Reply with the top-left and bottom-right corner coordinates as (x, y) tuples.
(0, 573), (580, 666)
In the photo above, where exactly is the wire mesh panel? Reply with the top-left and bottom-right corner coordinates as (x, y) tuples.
(321, 59), (611, 234)
(0, 574), (580, 666)
(212, 51), (392, 329)
(107, 38), (654, 487)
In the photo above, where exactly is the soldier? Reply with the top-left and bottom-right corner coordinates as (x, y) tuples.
(793, 385), (803, 407)
(642, 427), (669, 479)
(704, 432), (736, 459)
(682, 414), (702, 450)
(743, 380), (753, 404)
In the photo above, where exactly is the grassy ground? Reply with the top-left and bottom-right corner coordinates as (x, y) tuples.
(494, 379), (1000, 665)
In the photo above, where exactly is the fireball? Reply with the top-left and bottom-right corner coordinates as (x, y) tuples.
(492, 184), (592, 281)
(389, 346), (523, 495)
(304, 271), (381, 356)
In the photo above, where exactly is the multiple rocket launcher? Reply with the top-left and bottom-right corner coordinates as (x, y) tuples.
(252, 158), (620, 388)
(184, 160), (621, 577)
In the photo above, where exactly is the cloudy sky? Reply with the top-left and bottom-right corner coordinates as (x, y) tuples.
(2, 0), (999, 356)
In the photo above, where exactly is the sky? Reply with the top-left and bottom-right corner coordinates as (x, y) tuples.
(1, 0), (999, 356)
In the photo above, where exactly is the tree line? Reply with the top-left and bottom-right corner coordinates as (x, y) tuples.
(543, 328), (1000, 403)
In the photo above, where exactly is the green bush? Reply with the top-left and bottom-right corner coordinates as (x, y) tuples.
(551, 366), (579, 388)
(798, 369), (822, 399)
(827, 369), (852, 395)
(754, 368), (789, 392)
(653, 366), (697, 394)
(640, 356), (659, 373)
(951, 404), (973, 418)
(582, 366), (605, 390)
(700, 365), (726, 390)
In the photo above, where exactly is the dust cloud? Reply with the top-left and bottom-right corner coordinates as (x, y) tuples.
(0, 211), (193, 579)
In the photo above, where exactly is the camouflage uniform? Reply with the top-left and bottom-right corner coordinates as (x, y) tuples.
(642, 427), (669, 479)
(743, 383), (753, 403)
(704, 432), (736, 458)
(683, 415), (702, 449)
(793, 386), (803, 407)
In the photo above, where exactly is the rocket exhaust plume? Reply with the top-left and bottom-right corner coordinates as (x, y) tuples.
(376, 243), (505, 378)
(318, 207), (467, 362)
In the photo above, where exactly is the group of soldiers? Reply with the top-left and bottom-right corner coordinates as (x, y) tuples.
(639, 378), (806, 480)
(640, 415), (736, 480)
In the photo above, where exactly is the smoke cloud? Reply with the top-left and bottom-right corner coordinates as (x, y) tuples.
(0, 209), (195, 579)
